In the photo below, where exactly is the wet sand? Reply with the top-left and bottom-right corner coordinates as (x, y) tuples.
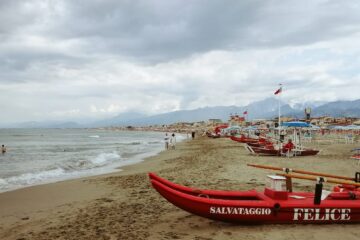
(1, 137), (360, 240)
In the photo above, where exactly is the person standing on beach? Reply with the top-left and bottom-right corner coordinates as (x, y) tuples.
(164, 133), (170, 150)
(170, 133), (176, 149)
(191, 131), (196, 139)
(1, 145), (6, 154)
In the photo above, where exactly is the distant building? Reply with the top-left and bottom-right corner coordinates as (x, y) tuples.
(273, 116), (294, 124)
(353, 120), (360, 126)
(333, 117), (354, 126)
(251, 119), (267, 125)
(228, 115), (246, 126)
(193, 121), (206, 127)
(208, 119), (222, 126)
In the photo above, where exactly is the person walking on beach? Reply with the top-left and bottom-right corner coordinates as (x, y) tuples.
(170, 133), (176, 149)
(191, 131), (196, 140)
(1, 145), (6, 154)
(164, 133), (170, 150)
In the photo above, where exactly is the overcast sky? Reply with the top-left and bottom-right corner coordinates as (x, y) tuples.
(1, 0), (360, 124)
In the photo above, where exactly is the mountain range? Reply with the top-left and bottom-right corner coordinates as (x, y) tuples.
(90, 98), (360, 127)
(7, 98), (360, 128)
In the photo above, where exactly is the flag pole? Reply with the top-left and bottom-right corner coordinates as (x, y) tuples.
(278, 84), (281, 137)
(277, 83), (282, 145)
(278, 92), (280, 136)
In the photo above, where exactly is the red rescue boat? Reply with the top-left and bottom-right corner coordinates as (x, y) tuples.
(230, 135), (259, 143)
(246, 145), (319, 156)
(149, 173), (360, 224)
(247, 140), (274, 149)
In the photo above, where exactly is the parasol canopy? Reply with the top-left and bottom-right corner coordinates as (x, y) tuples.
(281, 121), (311, 128)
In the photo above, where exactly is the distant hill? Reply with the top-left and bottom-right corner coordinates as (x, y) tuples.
(94, 98), (296, 126)
(311, 99), (360, 117)
(7, 98), (360, 128)
(98, 98), (360, 126)
(12, 121), (81, 128)
(91, 111), (147, 127)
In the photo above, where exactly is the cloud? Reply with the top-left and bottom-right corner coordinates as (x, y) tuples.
(0, 0), (360, 124)
(35, 0), (360, 61)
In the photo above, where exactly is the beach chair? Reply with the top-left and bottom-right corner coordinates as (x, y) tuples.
(245, 145), (256, 155)
(303, 136), (312, 143)
(345, 135), (354, 144)
(280, 148), (295, 158)
(351, 155), (360, 166)
(351, 148), (360, 165)
(303, 133), (312, 143)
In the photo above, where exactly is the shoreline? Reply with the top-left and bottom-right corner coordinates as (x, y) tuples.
(0, 138), (188, 239)
(0, 146), (162, 194)
(1, 137), (359, 240)
(0, 137), (174, 195)
(0, 130), (187, 194)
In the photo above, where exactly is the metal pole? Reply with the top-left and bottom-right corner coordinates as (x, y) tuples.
(278, 95), (281, 137)
(278, 84), (282, 148)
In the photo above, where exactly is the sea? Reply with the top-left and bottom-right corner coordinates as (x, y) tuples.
(0, 129), (184, 193)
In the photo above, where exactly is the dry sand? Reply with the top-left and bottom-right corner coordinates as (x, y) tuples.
(1, 136), (360, 240)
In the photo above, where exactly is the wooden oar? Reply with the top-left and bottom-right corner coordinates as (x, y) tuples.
(276, 173), (360, 187)
(247, 163), (354, 181)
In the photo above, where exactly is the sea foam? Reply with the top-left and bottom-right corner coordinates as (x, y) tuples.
(90, 152), (121, 165)
(0, 129), (178, 193)
(0, 168), (66, 191)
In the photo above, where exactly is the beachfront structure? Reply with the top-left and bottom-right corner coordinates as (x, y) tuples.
(207, 119), (223, 126)
(354, 120), (360, 126)
(310, 117), (359, 127)
(228, 115), (246, 127)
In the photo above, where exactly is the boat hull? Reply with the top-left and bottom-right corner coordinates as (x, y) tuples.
(247, 142), (267, 148)
(248, 146), (281, 156)
(230, 135), (258, 143)
(247, 145), (319, 156)
(150, 174), (360, 224)
(149, 172), (259, 198)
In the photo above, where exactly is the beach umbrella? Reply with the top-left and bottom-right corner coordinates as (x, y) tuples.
(281, 121), (311, 147)
(309, 124), (320, 130)
(225, 126), (242, 130)
(343, 125), (360, 130)
(281, 121), (311, 128)
(331, 125), (344, 130)
(222, 126), (242, 135)
(243, 126), (258, 130)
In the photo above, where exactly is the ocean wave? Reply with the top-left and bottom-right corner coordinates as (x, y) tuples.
(0, 151), (122, 191)
(55, 151), (122, 170)
(119, 141), (141, 145)
(0, 130), (168, 193)
(89, 135), (100, 138)
(117, 140), (163, 146)
(0, 168), (66, 190)
(90, 152), (121, 165)
(0, 178), (7, 186)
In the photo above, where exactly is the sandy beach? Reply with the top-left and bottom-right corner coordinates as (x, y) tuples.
(1, 136), (360, 240)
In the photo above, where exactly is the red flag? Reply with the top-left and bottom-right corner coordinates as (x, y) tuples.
(274, 86), (282, 95)
(243, 111), (248, 115)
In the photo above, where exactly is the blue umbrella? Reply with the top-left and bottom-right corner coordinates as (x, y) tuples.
(309, 124), (320, 130)
(281, 121), (311, 128)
